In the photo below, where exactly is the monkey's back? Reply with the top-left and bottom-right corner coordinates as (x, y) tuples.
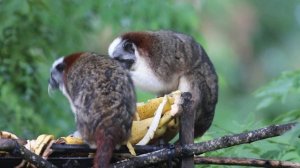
(65, 53), (136, 145)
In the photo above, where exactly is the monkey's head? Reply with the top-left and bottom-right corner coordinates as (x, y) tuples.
(108, 31), (182, 94)
(48, 52), (83, 95)
(108, 32), (155, 70)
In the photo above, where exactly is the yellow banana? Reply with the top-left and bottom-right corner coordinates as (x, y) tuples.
(57, 136), (84, 145)
(126, 142), (136, 156)
(34, 134), (54, 155)
(129, 90), (182, 145)
(129, 111), (177, 144)
(136, 96), (174, 120)
(130, 117), (153, 144)
(162, 117), (180, 142)
(0, 131), (18, 139)
(137, 95), (168, 145)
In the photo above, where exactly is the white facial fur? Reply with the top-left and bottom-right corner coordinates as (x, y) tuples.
(50, 57), (66, 93)
(108, 37), (122, 56)
(51, 57), (64, 69)
(50, 56), (77, 115)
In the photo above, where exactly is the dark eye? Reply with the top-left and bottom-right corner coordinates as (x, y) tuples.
(56, 63), (65, 72)
(123, 41), (134, 53)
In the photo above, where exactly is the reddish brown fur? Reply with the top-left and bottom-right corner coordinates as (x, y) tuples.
(121, 32), (154, 57)
(94, 129), (115, 168)
(62, 52), (84, 89)
(63, 52), (84, 73)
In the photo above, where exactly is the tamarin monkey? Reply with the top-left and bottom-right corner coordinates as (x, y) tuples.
(48, 52), (136, 168)
(108, 30), (218, 139)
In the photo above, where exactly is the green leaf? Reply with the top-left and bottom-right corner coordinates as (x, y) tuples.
(255, 70), (300, 109)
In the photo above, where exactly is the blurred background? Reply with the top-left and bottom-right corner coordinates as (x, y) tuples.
(1, 0), (299, 163)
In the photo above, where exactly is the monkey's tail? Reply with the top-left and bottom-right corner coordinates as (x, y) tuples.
(94, 129), (115, 168)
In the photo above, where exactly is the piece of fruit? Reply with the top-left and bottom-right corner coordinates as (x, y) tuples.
(57, 136), (84, 145)
(0, 131), (18, 139)
(136, 96), (174, 120)
(34, 134), (54, 155)
(137, 96), (168, 145)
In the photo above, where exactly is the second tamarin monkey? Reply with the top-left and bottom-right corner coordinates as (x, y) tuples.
(108, 30), (218, 138)
(48, 52), (136, 168)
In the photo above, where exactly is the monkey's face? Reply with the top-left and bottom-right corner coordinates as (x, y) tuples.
(108, 38), (136, 70)
(48, 57), (66, 94)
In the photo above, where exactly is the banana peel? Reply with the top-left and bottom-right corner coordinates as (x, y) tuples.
(32, 134), (54, 155)
(136, 97), (172, 120)
(57, 136), (84, 145)
(0, 131), (18, 139)
(0, 131), (18, 156)
(130, 117), (170, 145)
(129, 91), (182, 145)
(136, 95), (168, 145)
(136, 92), (178, 120)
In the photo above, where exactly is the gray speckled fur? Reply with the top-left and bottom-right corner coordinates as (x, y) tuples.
(65, 53), (136, 145)
(148, 30), (218, 137)
(122, 30), (218, 137)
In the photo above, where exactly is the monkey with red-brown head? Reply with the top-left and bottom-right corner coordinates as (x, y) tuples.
(48, 52), (136, 168)
(108, 30), (218, 139)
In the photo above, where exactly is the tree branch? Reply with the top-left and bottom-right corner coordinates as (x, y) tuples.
(194, 156), (300, 168)
(0, 139), (57, 168)
(113, 122), (297, 167)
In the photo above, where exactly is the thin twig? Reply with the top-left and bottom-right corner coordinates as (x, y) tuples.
(0, 139), (57, 168)
(194, 156), (300, 168)
(113, 122), (297, 167)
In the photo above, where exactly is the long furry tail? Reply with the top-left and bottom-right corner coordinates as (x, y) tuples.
(94, 129), (115, 168)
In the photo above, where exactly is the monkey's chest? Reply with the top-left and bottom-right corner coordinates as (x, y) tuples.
(130, 70), (178, 94)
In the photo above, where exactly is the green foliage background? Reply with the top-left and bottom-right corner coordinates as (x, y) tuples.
(0, 0), (299, 164)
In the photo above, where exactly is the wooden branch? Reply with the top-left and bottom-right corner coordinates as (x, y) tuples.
(194, 156), (300, 168)
(0, 139), (57, 168)
(185, 122), (297, 155)
(179, 92), (194, 168)
(113, 122), (297, 167)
